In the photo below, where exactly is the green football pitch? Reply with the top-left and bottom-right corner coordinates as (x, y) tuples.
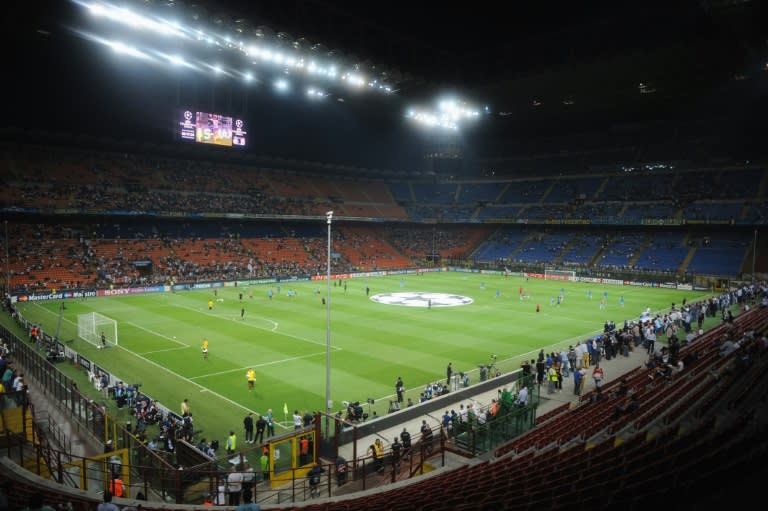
(14, 272), (708, 441)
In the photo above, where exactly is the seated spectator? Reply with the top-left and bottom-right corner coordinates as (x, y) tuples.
(613, 394), (639, 420)
(21, 494), (56, 511)
(719, 338), (740, 357)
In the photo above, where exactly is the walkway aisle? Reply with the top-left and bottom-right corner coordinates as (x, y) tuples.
(337, 341), (649, 462)
(24, 371), (103, 459)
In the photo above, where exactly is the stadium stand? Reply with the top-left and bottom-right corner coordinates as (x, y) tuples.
(2, 300), (767, 510)
(3, 0), (767, 508)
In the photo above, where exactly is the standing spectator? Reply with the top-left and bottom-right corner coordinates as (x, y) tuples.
(96, 491), (119, 511)
(420, 420), (434, 454)
(109, 475), (124, 498)
(400, 427), (412, 460)
(293, 410), (303, 430)
(560, 348), (570, 378)
(370, 443), (383, 473)
(446, 362), (453, 385)
(391, 436), (402, 471)
(235, 489), (260, 511)
(442, 410), (454, 439)
(254, 414), (266, 445)
(243, 412), (254, 444)
(567, 345), (577, 373)
(535, 358), (546, 385)
(226, 431), (237, 455)
(335, 456), (348, 486)
(592, 364), (605, 389)
(299, 435), (310, 465)
(260, 450), (270, 481)
(100, 373), (109, 399)
(215, 481), (227, 506)
(573, 367), (583, 396)
(227, 465), (243, 506)
(395, 376), (404, 403)
(546, 365), (558, 394)
(307, 462), (324, 497)
(181, 398), (190, 416)
(516, 385), (529, 406)
(241, 464), (256, 500)
(265, 409), (275, 437)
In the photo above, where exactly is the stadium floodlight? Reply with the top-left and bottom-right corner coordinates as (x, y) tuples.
(3, 221), (8, 299)
(75, 0), (401, 100)
(86, 2), (107, 18)
(109, 41), (149, 60)
(274, 79), (289, 91)
(406, 96), (480, 131)
(167, 54), (185, 66)
(307, 87), (326, 99)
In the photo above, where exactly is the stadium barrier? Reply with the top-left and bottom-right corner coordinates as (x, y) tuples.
(0, 321), (358, 505)
(321, 370), (539, 460)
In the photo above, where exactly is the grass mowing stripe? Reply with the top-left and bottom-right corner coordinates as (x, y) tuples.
(168, 300), (338, 349)
(30, 302), (289, 428)
(17, 275), (712, 442)
(123, 319), (189, 347)
(189, 350), (337, 380)
(168, 299), (280, 332)
(139, 347), (191, 355)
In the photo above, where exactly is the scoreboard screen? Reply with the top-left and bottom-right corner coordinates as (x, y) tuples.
(178, 109), (247, 148)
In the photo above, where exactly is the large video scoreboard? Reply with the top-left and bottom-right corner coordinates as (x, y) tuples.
(177, 109), (247, 148)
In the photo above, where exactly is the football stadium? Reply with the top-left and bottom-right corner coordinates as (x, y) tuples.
(1, 1), (767, 510)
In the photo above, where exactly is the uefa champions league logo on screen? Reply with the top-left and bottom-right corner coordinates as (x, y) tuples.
(235, 119), (243, 129)
(184, 110), (193, 121)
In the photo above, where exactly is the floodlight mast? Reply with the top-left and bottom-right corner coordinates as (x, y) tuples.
(4, 220), (9, 298)
(325, 211), (333, 427)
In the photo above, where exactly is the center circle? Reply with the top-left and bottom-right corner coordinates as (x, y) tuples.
(369, 292), (474, 308)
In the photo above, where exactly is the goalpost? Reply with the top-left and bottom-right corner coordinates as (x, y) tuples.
(78, 312), (119, 349)
(544, 268), (576, 281)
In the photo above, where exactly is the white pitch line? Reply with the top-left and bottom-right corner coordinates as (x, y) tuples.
(123, 320), (189, 347)
(166, 300), (279, 331)
(169, 301), (332, 349)
(189, 349), (340, 380)
(366, 292), (716, 406)
(28, 303), (283, 423)
(139, 346), (191, 355)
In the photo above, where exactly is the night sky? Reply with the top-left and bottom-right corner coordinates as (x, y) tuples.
(5, 1), (766, 171)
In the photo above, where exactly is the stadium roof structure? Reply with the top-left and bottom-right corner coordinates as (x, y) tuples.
(203, 0), (766, 123)
(5, 0), (767, 171)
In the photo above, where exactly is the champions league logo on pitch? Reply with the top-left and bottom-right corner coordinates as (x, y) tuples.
(370, 292), (473, 308)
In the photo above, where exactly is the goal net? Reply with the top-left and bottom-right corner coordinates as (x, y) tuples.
(544, 269), (576, 282)
(78, 313), (119, 348)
